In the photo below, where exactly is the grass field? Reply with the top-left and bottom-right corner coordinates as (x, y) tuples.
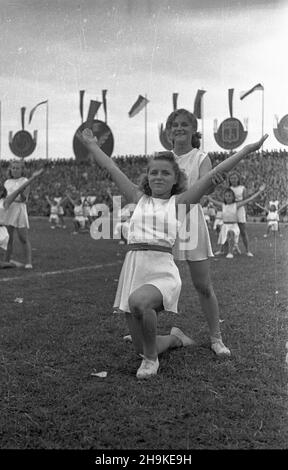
(0, 218), (287, 450)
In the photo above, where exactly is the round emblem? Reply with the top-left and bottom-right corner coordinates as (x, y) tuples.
(9, 130), (36, 158)
(273, 114), (288, 145)
(214, 118), (247, 150)
(73, 120), (114, 161)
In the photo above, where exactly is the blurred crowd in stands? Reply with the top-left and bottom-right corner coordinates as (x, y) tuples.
(0, 149), (287, 221)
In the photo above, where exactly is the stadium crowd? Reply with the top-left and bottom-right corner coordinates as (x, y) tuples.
(0, 149), (287, 220)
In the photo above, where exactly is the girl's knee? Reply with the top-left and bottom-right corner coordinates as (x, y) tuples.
(193, 280), (213, 299)
(128, 294), (146, 317)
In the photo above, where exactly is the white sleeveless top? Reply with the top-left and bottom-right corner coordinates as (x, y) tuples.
(267, 211), (279, 222)
(4, 177), (28, 201)
(222, 203), (238, 223)
(172, 148), (213, 261)
(128, 195), (178, 248)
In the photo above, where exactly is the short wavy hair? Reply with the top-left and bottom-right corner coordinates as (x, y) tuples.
(7, 159), (26, 179)
(228, 171), (242, 186)
(139, 151), (187, 196)
(165, 108), (201, 149)
(223, 188), (236, 204)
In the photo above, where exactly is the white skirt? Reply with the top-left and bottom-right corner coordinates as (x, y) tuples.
(268, 221), (278, 231)
(113, 250), (182, 314)
(173, 204), (213, 261)
(4, 202), (29, 228)
(213, 218), (223, 230)
(0, 226), (9, 250)
(218, 223), (240, 245)
(236, 206), (246, 223)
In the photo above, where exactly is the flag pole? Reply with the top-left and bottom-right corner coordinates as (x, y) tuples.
(46, 100), (49, 159)
(0, 101), (2, 161)
(144, 93), (147, 157)
(261, 87), (264, 151)
(201, 90), (204, 150)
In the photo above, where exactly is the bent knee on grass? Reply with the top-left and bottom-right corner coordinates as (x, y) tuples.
(128, 285), (163, 316)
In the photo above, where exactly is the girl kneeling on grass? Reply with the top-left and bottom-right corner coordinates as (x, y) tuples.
(78, 128), (268, 380)
(208, 184), (266, 259)
(0, 169), (44, 268)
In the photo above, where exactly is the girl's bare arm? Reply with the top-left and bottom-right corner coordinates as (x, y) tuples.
(176, 135), (268, 210)
(77, 129), (142, 204)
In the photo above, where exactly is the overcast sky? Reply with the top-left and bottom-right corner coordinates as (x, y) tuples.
(0, 0), (287, 160)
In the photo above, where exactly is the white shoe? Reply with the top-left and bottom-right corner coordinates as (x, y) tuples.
(136, 357), (159, 379)
(123, 334), (132, 342)
(170, 327), (195, 347)
(226, 253), (233, 259)
(214, 250), (223, 255)
(24, 264), (33, 269)
(233, 244), (241, 254)
(211, 340), (231, 357)
(246, 252), (254, 257)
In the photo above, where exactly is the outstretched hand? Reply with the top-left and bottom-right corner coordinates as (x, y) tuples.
(259, 183), (266, 192)
(76, 128), (98, 147)
(211, 172), (226, 186)
(249, 134), (269, 152)
(32, 168), (44, 178)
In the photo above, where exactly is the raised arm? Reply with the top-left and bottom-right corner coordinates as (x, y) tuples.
(278, 201), (288, 213)
(255, 202), (268, 213)
(77, 129), (142, 204)
(236, 184), (266, 208)
(207, 196), (223, 210)
(65, 194), (76, 207)
(4, 169), (44, 209)
(45, 195), (53, 205)
(176, 134), (268, 210)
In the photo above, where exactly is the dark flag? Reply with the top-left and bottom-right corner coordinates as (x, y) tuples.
(102, 90), (108, 123)
(240, 83), (264, 100)
(86, 100), (102, 128)
(28, 100), (48, 124)
(228, 88), (234, 117)
(128, 95), (149, 117)
(21, 107), (26, 129)
(193, 90), (206, 118)
(79, 90), (85, 123)
(172, 93), (178, 111)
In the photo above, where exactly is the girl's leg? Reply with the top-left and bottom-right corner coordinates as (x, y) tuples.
(128, 284), (167, 361)
(125, 312), (184, 356)
(17, 227), (32, 266)
(187, 259), (231, 356)
(4, 226), (14, 262)
(226, 231), (235, 258)
(73, 220), (80, 233)
(238, 222), (253, 256)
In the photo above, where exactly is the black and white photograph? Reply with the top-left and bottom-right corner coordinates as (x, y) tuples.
(0, 0), (287, 457)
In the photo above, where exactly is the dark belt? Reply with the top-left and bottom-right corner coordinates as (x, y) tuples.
(127, 243), (172, 254)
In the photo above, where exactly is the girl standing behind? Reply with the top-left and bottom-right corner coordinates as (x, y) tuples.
(208, 184), (265, 258)
(228, 172), (254, 257)
(4, 160), (35, 269)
